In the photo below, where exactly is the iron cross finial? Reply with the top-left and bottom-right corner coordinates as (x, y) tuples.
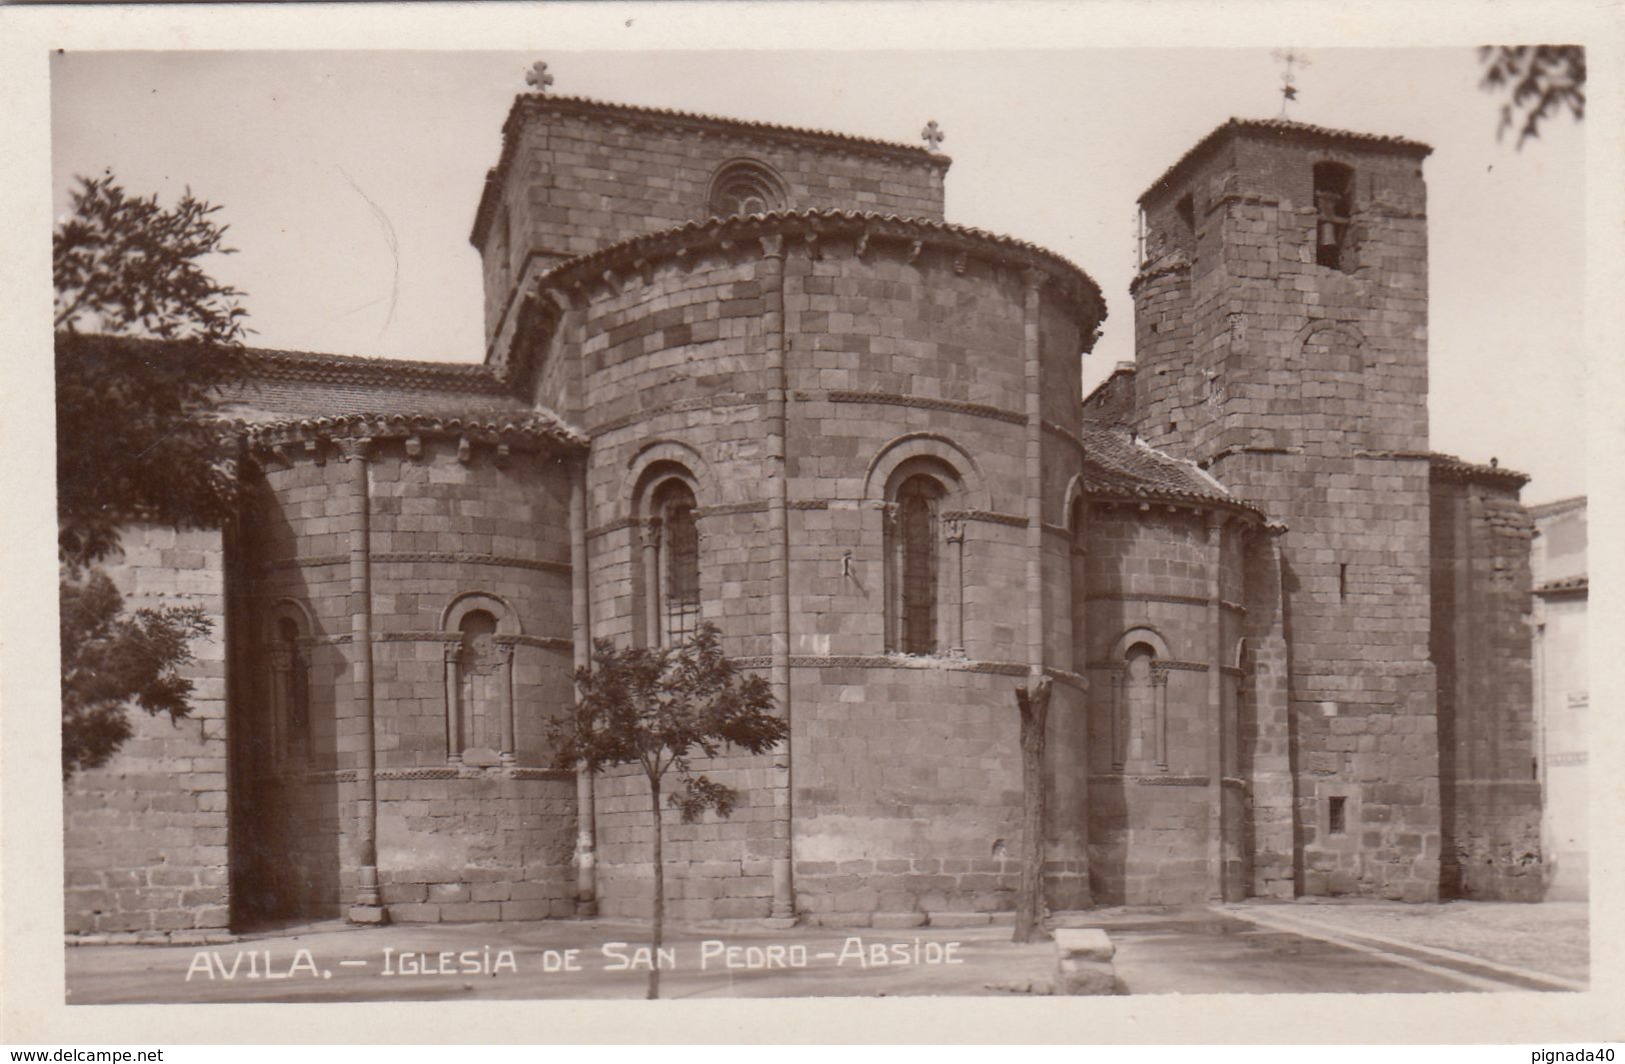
(526, 61), (555, 94)
(921, 119), (945, 152)
(1271, 49), (1310, 117)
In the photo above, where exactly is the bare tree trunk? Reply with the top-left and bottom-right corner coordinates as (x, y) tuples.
(1014, 675), (1052, 944)
(648, 772), (663, 1000)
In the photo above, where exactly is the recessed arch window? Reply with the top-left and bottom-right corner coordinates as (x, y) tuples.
(440, 592), (519, 767)
(895, 474), (944, 655)
(653, 478), (701, 647)
(706, 159), (788, 219)
(1108, 627), (1171, 772)
(458, 609), (503, 762)
(268, 613), (310, 770)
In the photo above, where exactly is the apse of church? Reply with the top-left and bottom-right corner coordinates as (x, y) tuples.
(60, 87), (1544, 938)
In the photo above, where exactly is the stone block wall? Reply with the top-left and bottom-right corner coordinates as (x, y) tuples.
(64, 526), (231, 936)
(1431, 470), (1542, 900)
(791, 665), (1026, 924)
(235, 431), (581, 922)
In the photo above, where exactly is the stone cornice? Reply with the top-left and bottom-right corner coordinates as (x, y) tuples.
(241, 347), (516, 397)
(534, 210), (1106, 329)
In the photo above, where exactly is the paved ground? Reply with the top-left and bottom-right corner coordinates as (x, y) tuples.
(63, 900), (1588, 1004)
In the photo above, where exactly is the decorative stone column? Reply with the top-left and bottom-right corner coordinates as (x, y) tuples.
(1205, 510), (1229, 902)
(640, 520), (662, 649)
(443, 644), (463, 765)
(760, 231), (795, 926)
(497, 642), (517, 765)
(343, 437), (385, 924)
(1151, 661), (1171, 770)
(944, 514), (966, 657)
(570, 460), (597, 915)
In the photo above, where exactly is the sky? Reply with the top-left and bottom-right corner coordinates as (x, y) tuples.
(50, 46), (1586, 502)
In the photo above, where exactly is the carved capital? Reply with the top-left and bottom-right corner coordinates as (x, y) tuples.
(1023, 266), (1048, 293)
(639, 519), (663, 551)
(758, 233), (785, 259)
(944, 515), (966, 544)
(337, 438), (373, 463)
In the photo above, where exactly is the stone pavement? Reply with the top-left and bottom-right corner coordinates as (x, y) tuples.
(63, 901), (1587, 1004)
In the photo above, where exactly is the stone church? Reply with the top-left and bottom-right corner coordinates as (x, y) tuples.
(63, 85), (1544, 938)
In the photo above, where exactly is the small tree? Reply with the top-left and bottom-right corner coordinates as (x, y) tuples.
(54, 173), (249, 775)
(548, 623), (786, 999)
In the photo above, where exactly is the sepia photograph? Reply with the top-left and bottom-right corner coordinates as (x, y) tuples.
(3, 0), (1618, 1046)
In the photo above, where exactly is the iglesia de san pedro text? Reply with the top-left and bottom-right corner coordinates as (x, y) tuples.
(63, 80), (1545, 938)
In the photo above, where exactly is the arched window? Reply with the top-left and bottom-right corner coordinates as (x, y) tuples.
(654, 479), (700, 646)
(266, 604), (312, 772)
(441, 592), (519, 767)
(706, 159), (787, 219)
(1122, 642), (1158, 766)
(884, 473), (950, 655)
(458, 610), (504, 764)
(1108, 628), (1171, 772)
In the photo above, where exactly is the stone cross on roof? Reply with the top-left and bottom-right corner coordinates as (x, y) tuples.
(1271, 49), (1309, 116)
(526, 61), (555, 94)
(921, 119), (945, 152)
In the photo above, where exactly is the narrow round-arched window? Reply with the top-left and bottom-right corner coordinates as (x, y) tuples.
(458, 609), (501, 758)
(1123, 642), (1156, 764)
(265, 614), (312, 770)
(896, 474), (945, 655)
(654, 480), (701, 646)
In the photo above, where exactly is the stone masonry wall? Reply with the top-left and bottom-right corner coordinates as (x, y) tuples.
(239, 436), (580, 922)
(478, 100), (948, 342)
(64, 526), (231, 937)
(1082, 506), (1221, 905)
(1431, 473), (1542, 900)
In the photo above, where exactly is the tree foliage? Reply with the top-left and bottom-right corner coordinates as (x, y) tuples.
(55, 175), (251, 569)
(60, 569), (213, 778)
(549, 623), (786, 997)
(1480, 46), (1585, 147)
(54, 173), (249, 777)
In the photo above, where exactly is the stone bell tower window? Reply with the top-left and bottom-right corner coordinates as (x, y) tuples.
(1313, 162), (1355, 271)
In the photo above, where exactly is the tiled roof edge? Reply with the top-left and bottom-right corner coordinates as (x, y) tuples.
(244, 348), (515, 397)
(230, 410), (587, 451)
(1428, 451), (1531, 488)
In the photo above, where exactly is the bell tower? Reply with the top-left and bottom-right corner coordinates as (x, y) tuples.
(1132, 119), (1445, 901)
